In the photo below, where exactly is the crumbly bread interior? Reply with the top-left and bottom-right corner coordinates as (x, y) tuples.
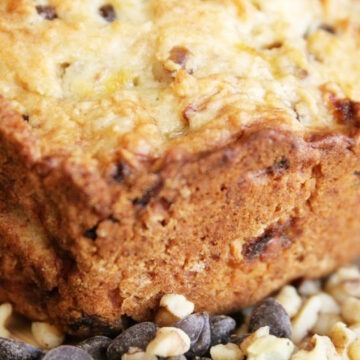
(0, 0), (359, 165)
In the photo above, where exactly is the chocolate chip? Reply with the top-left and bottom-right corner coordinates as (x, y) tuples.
(77, 336), (111, 360)
(330, 95), (360, 128)
(264, 41), (283, 50)
(169, 46), (191, 68)
(43, 346), (93, 360)
(249, 298), (292, 339)
(99, 4), (117, 22)
(273, 157), (290, 171)
(319, 24), (336, 34)
(83, 226), (98, 240)
(209, 315), (236, 345)
(68, 314), (123, 337)
(242, 232), (273, 260)
(133, 193), (151, 207)
(108, 215), (120, 223)
(174, 313), (211, 357)
(0, 337), (45, 360)
(133, 180), (163, 207)
(22, 115), (29, 122)
(113, 161), (130, 183)
(107, 322), (157, 360)
(36, 6), (58, 20)
(266, 157), (290, 176)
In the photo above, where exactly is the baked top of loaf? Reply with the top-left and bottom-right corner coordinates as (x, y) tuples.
(0, 0), (359, 168)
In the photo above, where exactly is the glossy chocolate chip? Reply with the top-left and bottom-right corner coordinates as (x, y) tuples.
(43, 346), (93, 360)
(77, 336), (111, 360)
(209, 315), (236, 345)
(107, 322), (157, 360)
(249, 298), (292, 339)
(99, 5), (117, 22)
(36, 5), (57, 20)
(0, 338), (44, 360)
(174, 313), (211, 357)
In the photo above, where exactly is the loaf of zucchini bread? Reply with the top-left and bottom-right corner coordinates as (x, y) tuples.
(0, 0), (359, 335)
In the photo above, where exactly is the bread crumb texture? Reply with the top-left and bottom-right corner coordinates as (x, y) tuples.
(0, 0), (359, 161)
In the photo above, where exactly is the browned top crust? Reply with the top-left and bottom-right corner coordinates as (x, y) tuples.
(0, 0), (359, 166)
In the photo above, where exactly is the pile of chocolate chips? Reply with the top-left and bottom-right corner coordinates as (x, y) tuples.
(0, 298), (290, 359)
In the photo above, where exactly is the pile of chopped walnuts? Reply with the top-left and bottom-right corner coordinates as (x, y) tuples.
(0, 264), (359, 359)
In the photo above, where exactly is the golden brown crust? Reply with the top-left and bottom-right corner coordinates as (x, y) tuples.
(0, 97), (359, 335)
(1, 0), (360, 162)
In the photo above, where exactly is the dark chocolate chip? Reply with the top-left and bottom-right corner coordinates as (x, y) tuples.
(77, 336), (111, 360)
(133, 180), (163, 207)
(113, 161), (130, 183)
(266, 156), (290, 175)
(174, 313), (211, 357)
(132, 191), (153, 207)
(354, 170), (360, 177)
(99, 4), (117, 22)
(209, 315), (236, 346)
(22, 115), (30, 122)
(36, 5), (58, 20)
(0, 337), (45, 360)
(242, 232), (273, 260)
(249, 298), (292, 339)
(43, 346), (93, 360)
(83, 226), (98, 240)
(57, 62), (71, 80)
(273, 157), (290, 171)
(107, 322), (157, 360)
(294, 107), (302, 122)
(108, 215), (120, 223)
